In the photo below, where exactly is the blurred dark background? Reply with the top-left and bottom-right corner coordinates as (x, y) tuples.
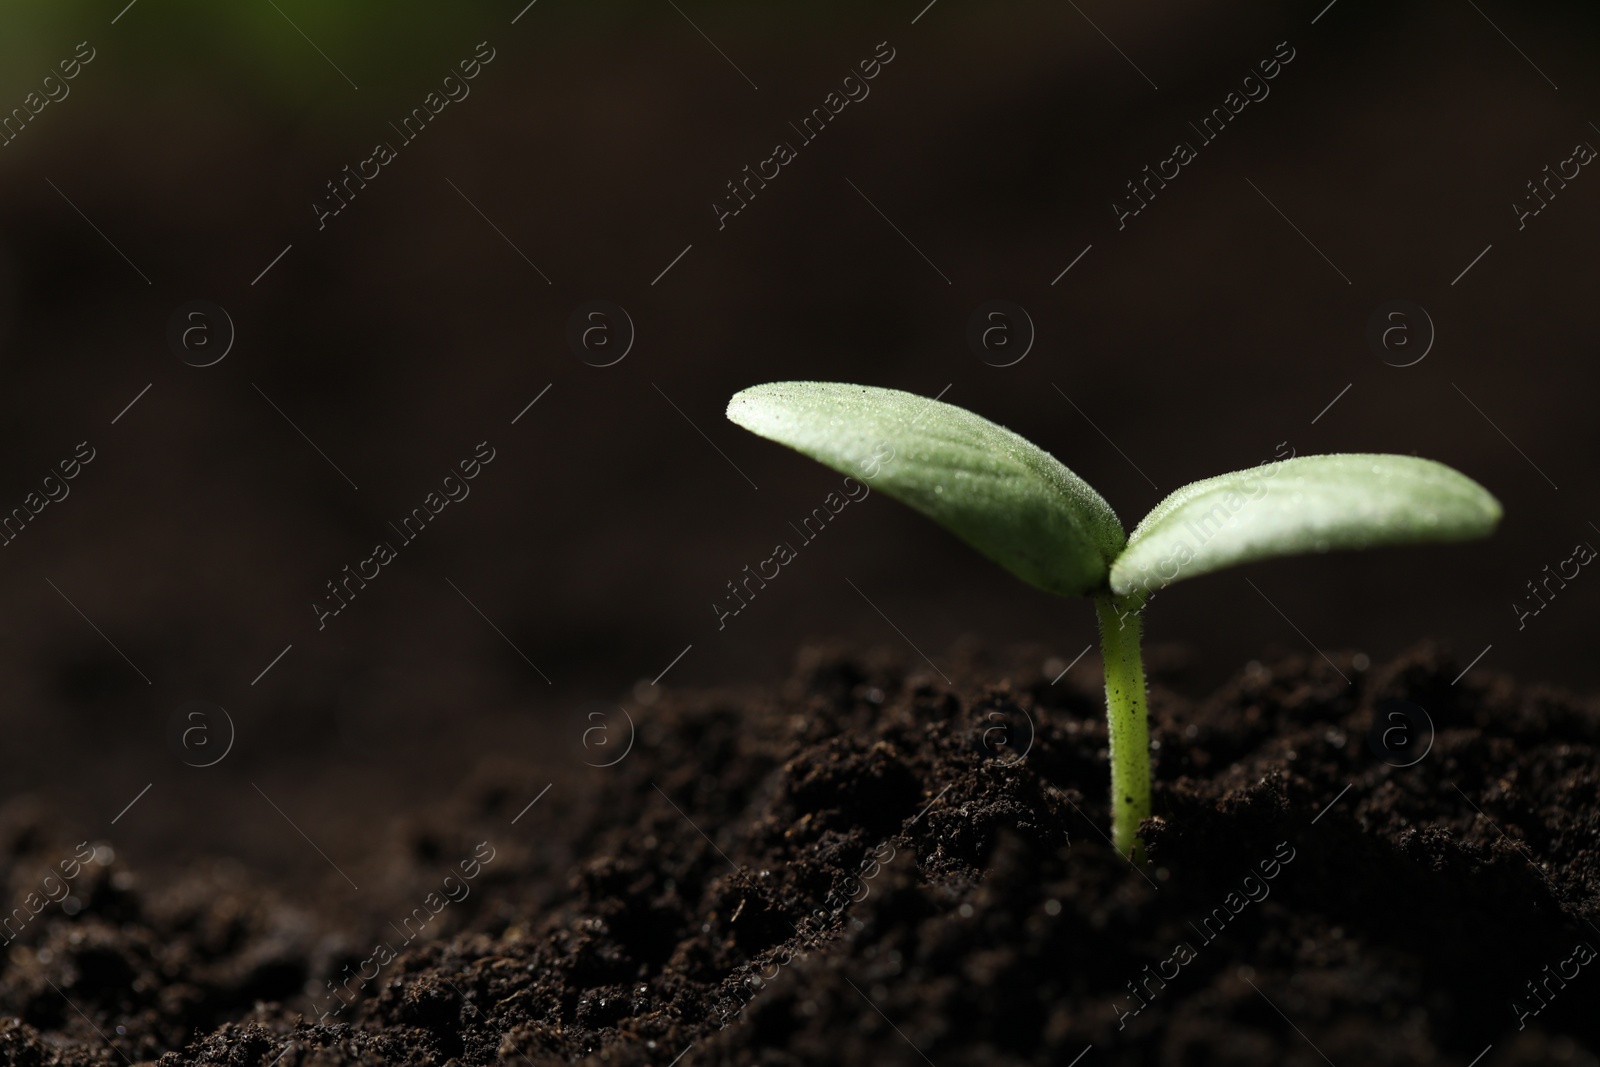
(0, 0), (1596, 894)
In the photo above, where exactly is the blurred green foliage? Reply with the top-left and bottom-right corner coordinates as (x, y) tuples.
(0, 1), (795, 114)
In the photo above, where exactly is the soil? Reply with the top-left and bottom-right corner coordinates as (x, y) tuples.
(1, 639), (1597, 1067)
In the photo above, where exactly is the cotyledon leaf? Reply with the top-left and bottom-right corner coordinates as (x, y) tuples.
(1109, 453), (1502, 597)
(727, 382), (1126, 597)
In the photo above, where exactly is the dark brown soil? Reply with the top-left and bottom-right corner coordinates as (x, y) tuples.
(1, 640), (1597, 1066)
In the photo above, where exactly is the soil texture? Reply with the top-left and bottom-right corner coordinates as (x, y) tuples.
(0, 640), (1597, 1066)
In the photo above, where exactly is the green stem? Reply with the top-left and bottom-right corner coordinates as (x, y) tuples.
(1094, 593), (1150, 862)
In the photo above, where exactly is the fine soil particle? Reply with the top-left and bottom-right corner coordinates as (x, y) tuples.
(1, 641), (1597, 1066)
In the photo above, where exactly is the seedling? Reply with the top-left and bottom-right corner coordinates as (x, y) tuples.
(727, 382), (1501, 860)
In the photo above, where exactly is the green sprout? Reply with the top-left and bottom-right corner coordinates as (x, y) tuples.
(726, 382), (1502, 860)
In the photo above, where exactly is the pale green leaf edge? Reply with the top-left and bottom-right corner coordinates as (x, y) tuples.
(727, 382), (1125, 597)
(1109, 453), (1503, 597)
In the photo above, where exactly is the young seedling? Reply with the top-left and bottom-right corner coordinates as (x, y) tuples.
(726, 382), (1501, 860)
